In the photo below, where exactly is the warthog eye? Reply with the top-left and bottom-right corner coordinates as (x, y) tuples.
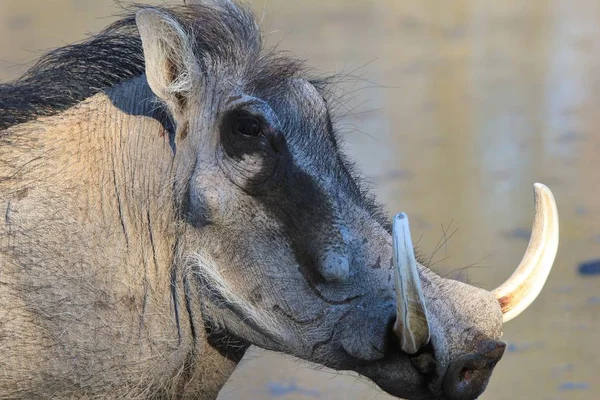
(234, 115), (263, 137)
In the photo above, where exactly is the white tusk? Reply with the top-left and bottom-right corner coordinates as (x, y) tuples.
(393, 213), (430, 354)
(492, 183), (559, 323)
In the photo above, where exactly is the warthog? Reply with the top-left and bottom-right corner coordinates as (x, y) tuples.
(0, 1), (559, 399)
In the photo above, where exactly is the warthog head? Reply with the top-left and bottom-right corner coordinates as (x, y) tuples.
(135, 2), (559, 399)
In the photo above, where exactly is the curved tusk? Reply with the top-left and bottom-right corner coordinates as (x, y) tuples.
(492, 183), (559, 323)
(393, 213), (430, 354)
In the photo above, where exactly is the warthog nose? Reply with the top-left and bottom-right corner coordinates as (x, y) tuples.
(442, 340), (506, 400)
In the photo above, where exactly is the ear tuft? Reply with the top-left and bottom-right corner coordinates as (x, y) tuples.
(136, 8), (198, 123)
(184, 0), (235, 8)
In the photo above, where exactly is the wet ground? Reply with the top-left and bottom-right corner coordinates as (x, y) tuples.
(1, 1), (598, 399)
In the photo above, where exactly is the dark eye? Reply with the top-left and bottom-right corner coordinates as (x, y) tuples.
(234, 116), (263, 137)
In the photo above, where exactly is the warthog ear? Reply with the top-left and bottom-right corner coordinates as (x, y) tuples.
(136, 8), (199, 138)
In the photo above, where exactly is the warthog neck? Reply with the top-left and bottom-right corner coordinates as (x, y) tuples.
(0, 76), (237, 399)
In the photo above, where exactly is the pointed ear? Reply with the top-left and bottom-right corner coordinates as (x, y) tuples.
(136, 9), (199, 135)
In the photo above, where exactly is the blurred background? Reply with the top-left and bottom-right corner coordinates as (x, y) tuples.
(1, 1), (598, 399)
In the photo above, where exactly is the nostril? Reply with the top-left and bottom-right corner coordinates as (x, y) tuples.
(443, 340), (506, 400)
(444, 360), (493, 400)
(459, 367), (472, 382)
(457, 366), (487, 387)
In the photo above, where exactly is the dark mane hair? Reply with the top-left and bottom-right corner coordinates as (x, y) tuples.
(0, 12), (144, 131)
(0, 2), (309, 131)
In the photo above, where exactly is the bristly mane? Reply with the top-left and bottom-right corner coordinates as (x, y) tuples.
(0, 3), (309, 132)
(0, 13), (143, 131)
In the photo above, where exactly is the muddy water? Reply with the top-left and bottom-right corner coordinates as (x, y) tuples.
(1, 1), (598, 399)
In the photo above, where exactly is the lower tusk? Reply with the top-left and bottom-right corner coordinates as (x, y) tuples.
(393, 213), (430, 354)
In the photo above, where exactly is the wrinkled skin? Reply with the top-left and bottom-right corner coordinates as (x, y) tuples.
(0, 2), (506, 399)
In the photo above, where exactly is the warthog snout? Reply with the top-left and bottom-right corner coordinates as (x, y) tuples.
(443, 339), (506, 400)
(368, 183), (558, 400)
